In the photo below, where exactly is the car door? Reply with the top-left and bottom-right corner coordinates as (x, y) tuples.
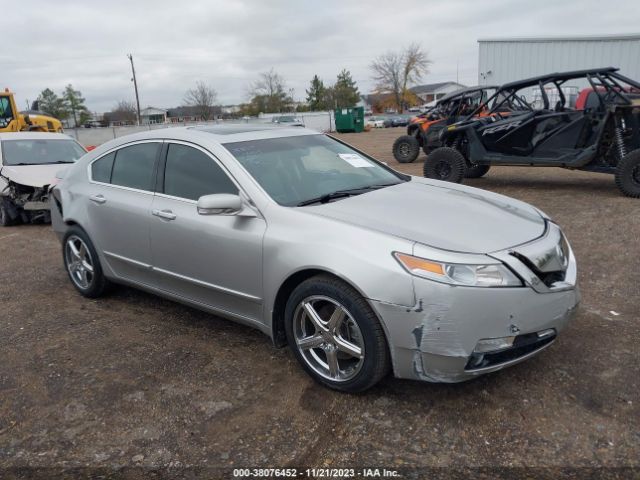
(86, 141), (160, 286)
(149, 141), (266, 322)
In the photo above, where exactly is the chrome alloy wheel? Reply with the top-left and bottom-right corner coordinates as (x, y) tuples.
(65, 235), (95, 290)
(293, 295), (365, 382)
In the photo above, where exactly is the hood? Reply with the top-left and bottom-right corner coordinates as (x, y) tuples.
(0, 164), (71, 188)
(305, 178), (546, 254)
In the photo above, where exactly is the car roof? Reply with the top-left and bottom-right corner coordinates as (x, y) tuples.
(499, 67), (619, 90)
(0, 132), (75, 141)
(188, 124), (318, 143)
(83, 125), (322, 156)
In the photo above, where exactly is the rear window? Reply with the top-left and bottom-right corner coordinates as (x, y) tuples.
(91, 152), (115, 183)
(110, 143), (159, 191)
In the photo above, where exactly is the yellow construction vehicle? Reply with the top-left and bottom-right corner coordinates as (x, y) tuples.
(0, 88), (63, 133)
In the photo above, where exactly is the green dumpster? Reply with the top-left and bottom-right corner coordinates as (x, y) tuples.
(334, 106), (364, 133)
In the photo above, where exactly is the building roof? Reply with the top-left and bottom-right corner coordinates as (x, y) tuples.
(478, 33), (640, 43)
(167, 106), (203, 117)
(410, 82), (465, 94)
(140, 107), (167, 115)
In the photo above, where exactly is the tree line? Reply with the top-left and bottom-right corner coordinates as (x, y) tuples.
(36, 86), (90, 127)
(34, 44), (432, 123)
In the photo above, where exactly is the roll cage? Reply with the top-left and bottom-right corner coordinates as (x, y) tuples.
(467, 67), (640, 118)
(432, 86), (497, 118)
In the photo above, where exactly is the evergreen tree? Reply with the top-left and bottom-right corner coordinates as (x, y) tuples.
(333, 69), (360, 109)
(36, 88), (68, 120)
(63, 84), (89, 127)
(306, 75), (327, 111)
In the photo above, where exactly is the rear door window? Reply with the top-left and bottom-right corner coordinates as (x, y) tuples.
(91, 152), (115, 183)
(110, 143), (159, 191)
(163, 143), (238, 201)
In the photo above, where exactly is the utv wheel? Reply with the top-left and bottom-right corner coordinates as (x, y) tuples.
(464, 164), (491, 179)
(423, 147), (466, 183)
(0, 198), (16, 227)
(392, 135), (420, 163)
(284, 275), (390, 393)
(63, 226), (111, 298)
(615, 150), (640, 198)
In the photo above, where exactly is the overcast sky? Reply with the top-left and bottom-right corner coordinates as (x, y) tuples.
(4, 0), (638, 113)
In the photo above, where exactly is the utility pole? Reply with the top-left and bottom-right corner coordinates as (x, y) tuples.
(127, 53), (142, 125)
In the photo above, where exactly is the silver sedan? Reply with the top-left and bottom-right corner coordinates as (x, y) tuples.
(51, 126), (579, 392)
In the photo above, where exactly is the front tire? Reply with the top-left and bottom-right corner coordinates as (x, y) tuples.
(392, 135), (420, 163)
(615, 149), (640, 197)
(0, 198), (16, 227)
(464, 164), (491, 179)
(423, 147), (466, 183)
(284, 275), (390, 393)
(62, 226), (111, 298)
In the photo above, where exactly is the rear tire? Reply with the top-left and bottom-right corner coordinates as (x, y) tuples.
(392, 135), (420, 163)
(464, 164), (491, 179)
(615, 150), (640, 197)
(284, 274), (390, 393)
(62, 226), (111, 298)
(423, 147), (466, 183)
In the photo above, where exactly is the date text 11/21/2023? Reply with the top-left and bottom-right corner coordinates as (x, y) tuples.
(232, 468), (401, 478)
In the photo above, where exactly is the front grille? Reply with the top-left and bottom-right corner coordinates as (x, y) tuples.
(508, 222), (571, 289)
(465, 332), (556, 370)
(509, 251), (566, 288)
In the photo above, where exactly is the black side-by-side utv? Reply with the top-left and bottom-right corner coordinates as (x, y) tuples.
(392, 86), (497, 168)
(423, 67), (640, 197)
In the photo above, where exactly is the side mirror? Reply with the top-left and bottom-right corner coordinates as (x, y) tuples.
(197, 194), (243, 216)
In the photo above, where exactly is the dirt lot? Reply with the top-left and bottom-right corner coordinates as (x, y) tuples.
(0, 128), (638, 478)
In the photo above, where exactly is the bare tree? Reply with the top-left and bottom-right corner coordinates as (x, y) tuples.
(104, 100), (137, 125)
(184, 81), (218, 121)
(370, 44), (431, 112)
(248, 68), (292, 113)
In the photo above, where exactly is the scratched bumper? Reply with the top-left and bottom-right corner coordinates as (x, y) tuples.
(370, 279), (580, 383)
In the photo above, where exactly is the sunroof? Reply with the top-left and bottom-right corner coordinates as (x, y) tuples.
(192, 126), (271, 135)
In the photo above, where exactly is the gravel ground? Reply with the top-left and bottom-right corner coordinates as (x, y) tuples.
(0, 128), (638, 479)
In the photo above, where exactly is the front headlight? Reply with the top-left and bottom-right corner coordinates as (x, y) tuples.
(394, 252), (522, 287)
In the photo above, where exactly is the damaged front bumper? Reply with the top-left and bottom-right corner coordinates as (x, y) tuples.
(371, 283), (579, 383)
(371, 225), (580, 383)
(1, 182), (52, 224)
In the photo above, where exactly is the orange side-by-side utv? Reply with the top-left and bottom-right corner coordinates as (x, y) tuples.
(392, 86), (497, 166)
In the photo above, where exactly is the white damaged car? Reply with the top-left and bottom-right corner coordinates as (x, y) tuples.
(0, 132), (86, 226)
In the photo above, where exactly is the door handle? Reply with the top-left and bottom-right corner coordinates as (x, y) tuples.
(152, 209), (177, 220)
(89, 194), (106, 204)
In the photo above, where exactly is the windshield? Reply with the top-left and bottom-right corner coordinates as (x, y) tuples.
(0, 96), (14, 128)
(1, 139), (86, 166)
(225, 134), (404, 206)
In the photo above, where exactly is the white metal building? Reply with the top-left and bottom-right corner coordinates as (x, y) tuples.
(478, 34), (640, 87)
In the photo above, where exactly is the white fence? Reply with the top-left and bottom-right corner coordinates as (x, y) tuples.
(65, 111), (336, 147)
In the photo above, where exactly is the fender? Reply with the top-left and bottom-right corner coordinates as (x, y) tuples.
(439, 120), (481, 143)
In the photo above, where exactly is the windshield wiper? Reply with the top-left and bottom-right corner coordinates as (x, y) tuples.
(297, 191), (355, 206)
(9, 161), (75, 166)
(296, 183), (400, 207)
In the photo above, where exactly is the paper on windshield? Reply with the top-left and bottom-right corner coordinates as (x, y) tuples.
(338, 153), (373, 168)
